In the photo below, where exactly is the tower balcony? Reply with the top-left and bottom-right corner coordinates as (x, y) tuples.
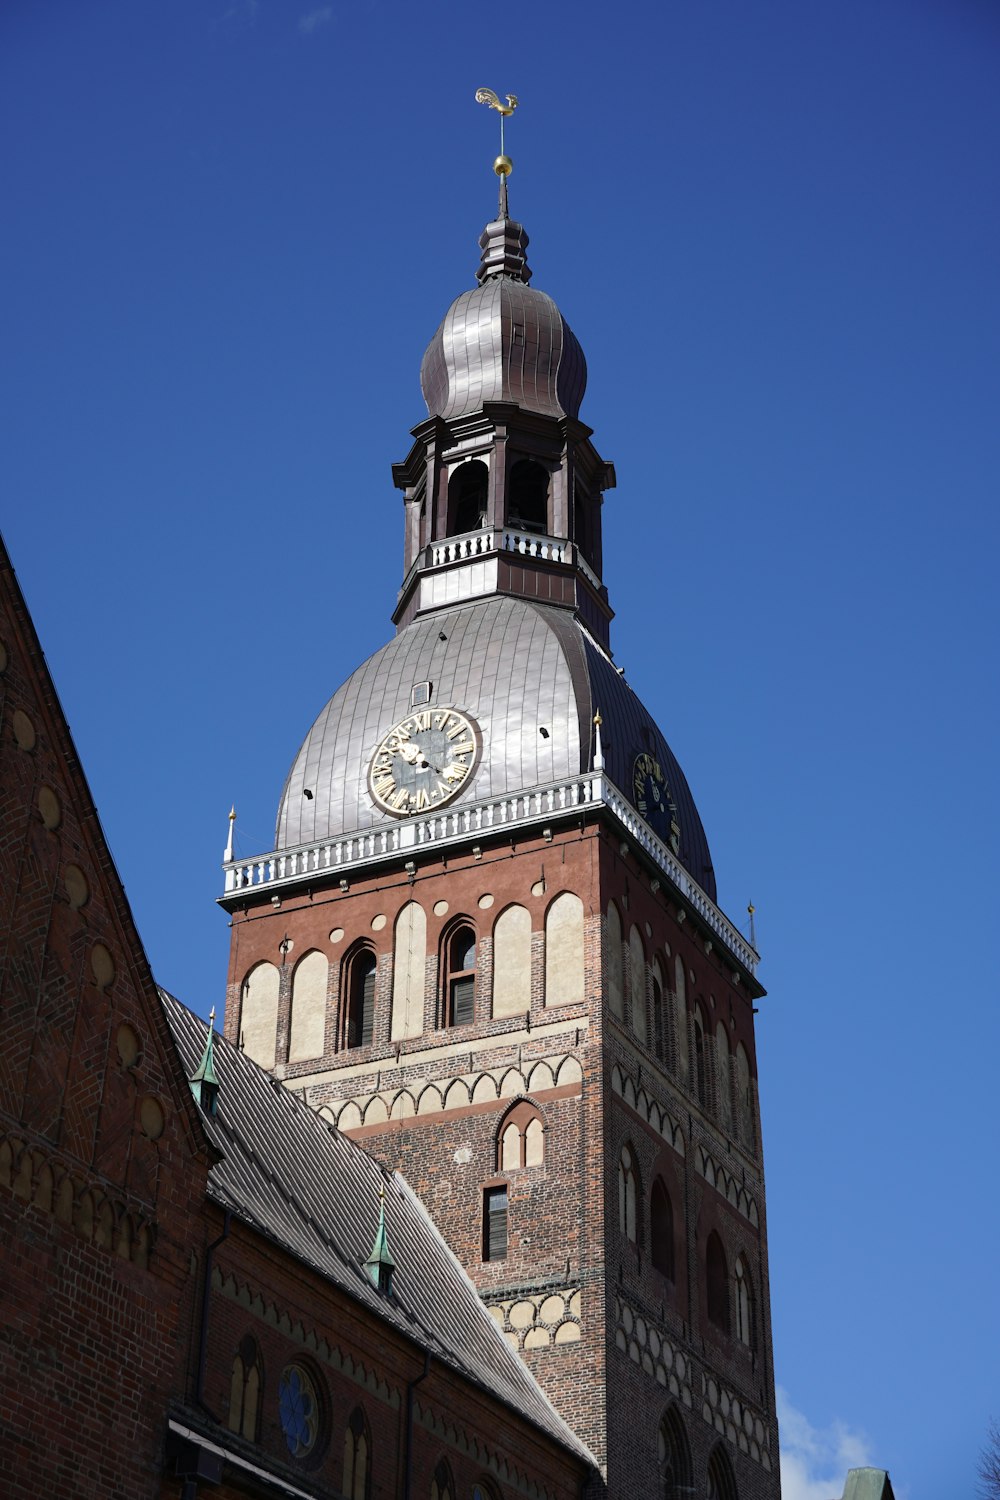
(394, 524), (610, 638)
(220, 771), (759, 980)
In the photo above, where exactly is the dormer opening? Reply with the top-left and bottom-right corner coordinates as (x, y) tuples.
(448, 460), (489, 536)
(507, 459), (548, 536)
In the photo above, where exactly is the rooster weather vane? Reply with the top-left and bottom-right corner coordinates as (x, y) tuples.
(475, 87), (519, 183)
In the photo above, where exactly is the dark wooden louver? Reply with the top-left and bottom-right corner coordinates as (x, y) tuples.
(484, 1187), (507, 1261)
(451, 975), (475, 1027)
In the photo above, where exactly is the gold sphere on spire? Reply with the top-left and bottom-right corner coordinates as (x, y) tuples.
(494, 154), (513, 178)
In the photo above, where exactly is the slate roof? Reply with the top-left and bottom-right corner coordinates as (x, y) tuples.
(162, 991), (595, 1470)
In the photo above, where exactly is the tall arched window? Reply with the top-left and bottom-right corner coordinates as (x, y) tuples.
(497, 1101), (545, 1170)
(618, 1145), (638, 1243)
(507, 459), (548, 534)
(343, 949), (376, 1050)
(706, 1231), (730, 1334)
(715, 1022), (731, 1128)
(652, 960), (666, 1064)
(734, 1256), (754, 1348)
(342, 1407), (370, 1500)
(430, 1460), (455, 1500)
(228, 1337), (262, 1441)
(448, 459), (488, 534)
(658, 1407), (692, 1500)
(693, 1008), (708, 1107)
(443, 924), (476, 1026)
(651, 1178), (674, 1279)
(707, 1443), (738, 1500)
(735, 1043), (754, 1151)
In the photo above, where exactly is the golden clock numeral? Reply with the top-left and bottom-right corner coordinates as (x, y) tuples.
(450, 739), (474, 754)
(389, 787), (410, 811)
(373, 771), (395, 791)
(414, 788), (431, 811)
(446, 719), (468, 739)
(433, 712), (450, 730)
(442, 763), (468, 784)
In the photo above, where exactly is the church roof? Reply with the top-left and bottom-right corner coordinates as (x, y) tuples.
(275, 595), (715, 899)
(162, 990), (596, 1469)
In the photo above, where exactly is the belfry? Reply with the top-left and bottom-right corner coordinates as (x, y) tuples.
(222, 112), (779, 1499)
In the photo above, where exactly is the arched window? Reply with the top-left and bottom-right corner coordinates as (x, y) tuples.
(715, 1022), (731, 1128)
(618, 1145), (638, 1243)
(628, 925), (648, 1045)
(734, 1256), (754, 1348)
(507, 459), (548, 534)
(431, 1460), (455, 1500)
(496, 1101), (545, 1170)
(228, 1337), (262, 1441)
(693, 1008), (708, 1107)
(448, 459), (489, 535)
(706, 1231), (730, 1334)
(492, 903), (531, 1018)
(606, 902), (624, 1018)
(652, 961), (666, 1064)
(735, 1043), (754, 1151)
(658, 1407), (693, 1500)
(706, 1443), (738, 1500)
(342, 1406), (371, 1500)
(544, 891), (584, 1008)
(343, 949), (376, 1050)
(673, 957), (687, 1079)
(443, 924), (476, 1026)
(651, 1178), (674, 1279)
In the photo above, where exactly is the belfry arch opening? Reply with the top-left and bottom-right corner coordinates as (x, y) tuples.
(448, 460), (488, 535)
(507, 459), (549, 535)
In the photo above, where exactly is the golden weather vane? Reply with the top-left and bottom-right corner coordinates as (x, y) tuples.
(475, 87), (519, 180)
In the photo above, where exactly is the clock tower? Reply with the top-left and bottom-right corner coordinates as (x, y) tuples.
(221, 166), (780, 1500)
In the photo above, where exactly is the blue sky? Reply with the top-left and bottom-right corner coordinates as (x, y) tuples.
(2, 2), (998, 1495)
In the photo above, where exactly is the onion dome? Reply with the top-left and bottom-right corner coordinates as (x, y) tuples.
(419, 212), (587, 422)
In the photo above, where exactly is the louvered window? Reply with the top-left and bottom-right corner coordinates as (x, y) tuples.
(346, 953), (376, 1049)
(483, 1187), (507, 1262)
(445, 927), (476, 1027)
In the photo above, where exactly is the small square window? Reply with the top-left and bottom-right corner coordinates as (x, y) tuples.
(410, 681), (432, 707)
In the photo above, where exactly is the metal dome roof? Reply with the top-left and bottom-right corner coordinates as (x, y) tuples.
(275, 598), (715, 900)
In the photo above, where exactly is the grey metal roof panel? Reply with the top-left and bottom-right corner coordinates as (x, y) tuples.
(275, 597), (715, 900)
(162, 991), (594, 1468)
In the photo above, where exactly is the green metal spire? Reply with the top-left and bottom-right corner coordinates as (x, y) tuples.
(364, 1184), (396, 1295)
(190, 1007), (220, 1116)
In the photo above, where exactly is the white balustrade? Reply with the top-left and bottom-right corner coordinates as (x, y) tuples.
(222, 772), (757, 974)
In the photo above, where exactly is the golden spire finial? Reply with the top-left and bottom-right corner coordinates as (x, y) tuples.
(209, 1005), (216, 1027)
(475, 88), (518, 181)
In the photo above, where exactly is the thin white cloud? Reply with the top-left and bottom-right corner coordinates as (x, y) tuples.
(778, 1388), (872, 1500)
(298, 6), (333, 32)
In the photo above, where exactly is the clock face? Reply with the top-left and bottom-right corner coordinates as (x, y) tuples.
(632, 751), (681, 852)
(368, 707), (481, 817)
